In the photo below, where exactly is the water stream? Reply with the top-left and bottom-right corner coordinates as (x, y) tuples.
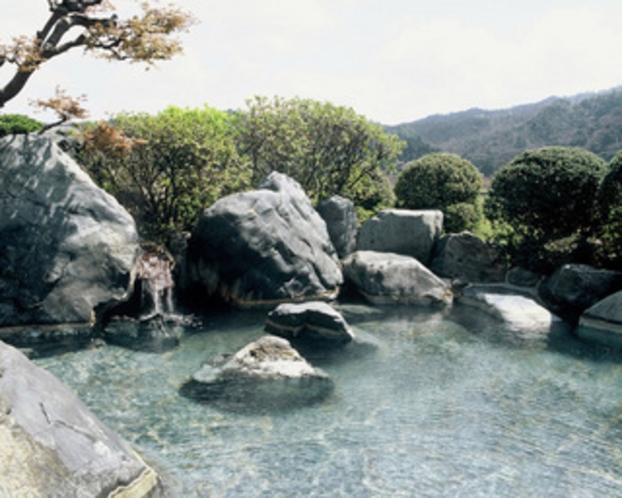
(34, 303), (622, 497)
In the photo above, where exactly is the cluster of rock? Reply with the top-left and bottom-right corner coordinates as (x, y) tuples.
(3, 134), (621, 349)
(3, 134), (622, 494)
(184, 301), (357, 412)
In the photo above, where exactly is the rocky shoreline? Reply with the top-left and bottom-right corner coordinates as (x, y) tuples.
(1, 134), (622, 496)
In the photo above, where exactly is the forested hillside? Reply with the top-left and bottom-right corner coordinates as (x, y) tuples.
(387, 87), (622, 176)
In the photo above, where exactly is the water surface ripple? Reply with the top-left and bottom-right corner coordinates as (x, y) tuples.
(35, 304), (622, 497)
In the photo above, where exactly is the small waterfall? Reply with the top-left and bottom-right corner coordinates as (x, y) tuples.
(103, 246), (200, 352)
(137, 250), (176, 319)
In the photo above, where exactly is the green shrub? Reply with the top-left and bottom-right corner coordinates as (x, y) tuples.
(234, 96), (403, 211)
(77, 106), (250, 242)
(444, 202), (481, 233)
(594, 151), (622, 266)
(485, 146), (607, 271)
(0, 114), (43, 136)
(486, 146), (607, 239)
(394, 152), (482, 232)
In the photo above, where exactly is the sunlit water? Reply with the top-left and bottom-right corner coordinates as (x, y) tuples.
(34, 303), (622, 497)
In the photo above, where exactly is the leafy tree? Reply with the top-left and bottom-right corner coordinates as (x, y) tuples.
(77, 106), (249, 242)
(0, 1), (195, 110)
(594, 151), (622, 266)
(234, 96), (403, 211)
(485, 146), (607, 271)
(394, 153), (482, 232)
(0, 113), (43, 136)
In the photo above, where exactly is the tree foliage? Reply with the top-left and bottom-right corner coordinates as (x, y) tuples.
(32, 86), (89, 133)
(0, 1), (195, 110)
(485, 146), (608, 271)
(0, 113), (43, 136)
(77, 106), (249, 242)
(234, 96), (403, 212)
(594, 151), (622, 266)
(394, 152), (482, 232)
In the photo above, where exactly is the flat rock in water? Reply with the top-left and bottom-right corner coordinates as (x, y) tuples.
(342, 250), (453, 307)
(183, 336), (334, 411)
(265, 301), (355, 346)
(459, 285), (564, 337)
(576, 291), (622, 349)
(0, 340), (162, 497)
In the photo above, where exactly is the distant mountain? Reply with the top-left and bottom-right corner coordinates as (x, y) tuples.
(387, 86), (622, 176)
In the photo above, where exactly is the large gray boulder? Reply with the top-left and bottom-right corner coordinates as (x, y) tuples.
(431, 231), (505, 283)
(576, 291), (622, 349)
(316, 195), (358, 259)
(182, 335), (334, 411)
(186, 172), (343, 308)
(356, 209), (443, 265)
(0, 340), (162, 497)
(0, 135), (139, 337)
(342, 250), (453, 306)
(265, 301), (355, 346)
(538, 264), (622, 319)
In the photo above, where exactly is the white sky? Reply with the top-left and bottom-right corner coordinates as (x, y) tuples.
(3, 0), (622, 125)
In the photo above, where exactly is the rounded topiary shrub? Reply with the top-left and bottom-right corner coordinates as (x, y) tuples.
(0, 114), (43, 137)
(595, 151), (622, 266)
(394, 153), (482, 232)
(485, 146), (608, 272)
(485, 146), (607, 239)
(444, 202), (481, 234)
(598, 151), (622, 218)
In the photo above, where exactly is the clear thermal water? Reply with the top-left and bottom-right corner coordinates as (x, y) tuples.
(35, 303), (622, 497)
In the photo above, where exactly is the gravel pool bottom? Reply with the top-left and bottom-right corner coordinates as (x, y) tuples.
(35, 304), (622, 497)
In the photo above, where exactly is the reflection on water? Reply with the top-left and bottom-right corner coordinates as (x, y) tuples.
(35, 304), (622, 497)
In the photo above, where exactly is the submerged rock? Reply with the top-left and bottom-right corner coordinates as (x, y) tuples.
(265, 301), (355, 346)
(186, 172), (342, 308)
(576, 291), (622, 349)
(356, 209), (443, 265)
(0, 134), (139, 339)
(0, 340), (163, 497)
(342, 250), (453, 307)
(182, 336), (334, 412)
